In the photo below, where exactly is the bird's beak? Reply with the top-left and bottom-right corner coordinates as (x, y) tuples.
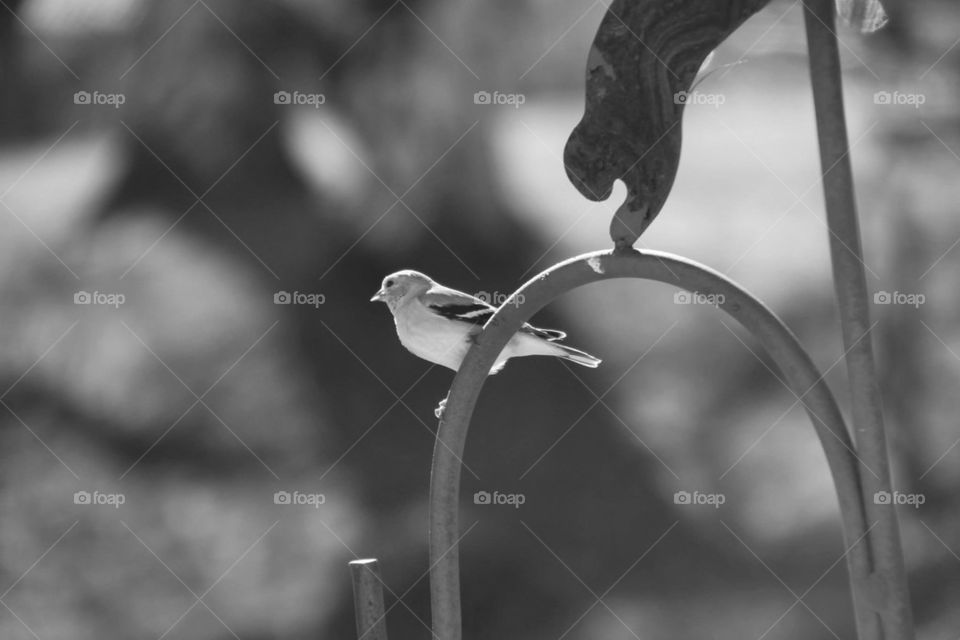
(370, 289), (386, 302)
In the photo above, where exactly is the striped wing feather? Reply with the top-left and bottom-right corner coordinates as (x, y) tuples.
(425, 285), (566, 341)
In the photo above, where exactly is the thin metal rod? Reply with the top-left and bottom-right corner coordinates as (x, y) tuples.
(803, 1), (915, 638)
(429, 249), (873, 640)
(349, 559), (388, 640)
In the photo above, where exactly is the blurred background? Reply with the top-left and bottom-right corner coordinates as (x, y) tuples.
(0, 0), (958, 638)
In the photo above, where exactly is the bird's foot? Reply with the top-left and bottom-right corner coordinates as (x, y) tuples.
(434, 395), (448, 420)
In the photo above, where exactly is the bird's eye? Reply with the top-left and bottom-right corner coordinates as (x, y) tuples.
(385, 279), (395, 288)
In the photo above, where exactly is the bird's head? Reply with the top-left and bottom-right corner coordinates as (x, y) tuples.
(370, 270), (433, 311)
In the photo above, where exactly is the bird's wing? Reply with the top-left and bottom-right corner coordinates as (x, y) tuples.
(423, 284), (567, 340)
(520, 324), (566, 341)
(422, 286), (496, 327)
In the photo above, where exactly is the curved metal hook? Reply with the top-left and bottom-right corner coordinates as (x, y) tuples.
(429, 249), (874, 639)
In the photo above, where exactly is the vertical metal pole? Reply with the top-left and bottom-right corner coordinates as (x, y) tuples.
(349, 559), (388, 640)
(803, 1), (915, 638)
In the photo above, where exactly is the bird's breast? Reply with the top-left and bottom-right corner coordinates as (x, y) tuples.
(395, 301), (473, 371)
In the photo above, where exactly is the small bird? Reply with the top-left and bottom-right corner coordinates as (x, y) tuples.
(371, 270), (601, 375)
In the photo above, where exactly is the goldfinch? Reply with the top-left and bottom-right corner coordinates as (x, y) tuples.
(371, 270), (601, 374)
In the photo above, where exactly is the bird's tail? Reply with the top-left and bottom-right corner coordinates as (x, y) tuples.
(554, 343), (601, 368)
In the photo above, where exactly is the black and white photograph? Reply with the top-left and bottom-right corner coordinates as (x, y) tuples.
(0, 0), (957, 638)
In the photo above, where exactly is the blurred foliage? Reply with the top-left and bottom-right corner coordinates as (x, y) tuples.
(0, 0), (958, 639)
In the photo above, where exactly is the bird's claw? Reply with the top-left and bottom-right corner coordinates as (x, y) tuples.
(434, 396), (448, 420)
